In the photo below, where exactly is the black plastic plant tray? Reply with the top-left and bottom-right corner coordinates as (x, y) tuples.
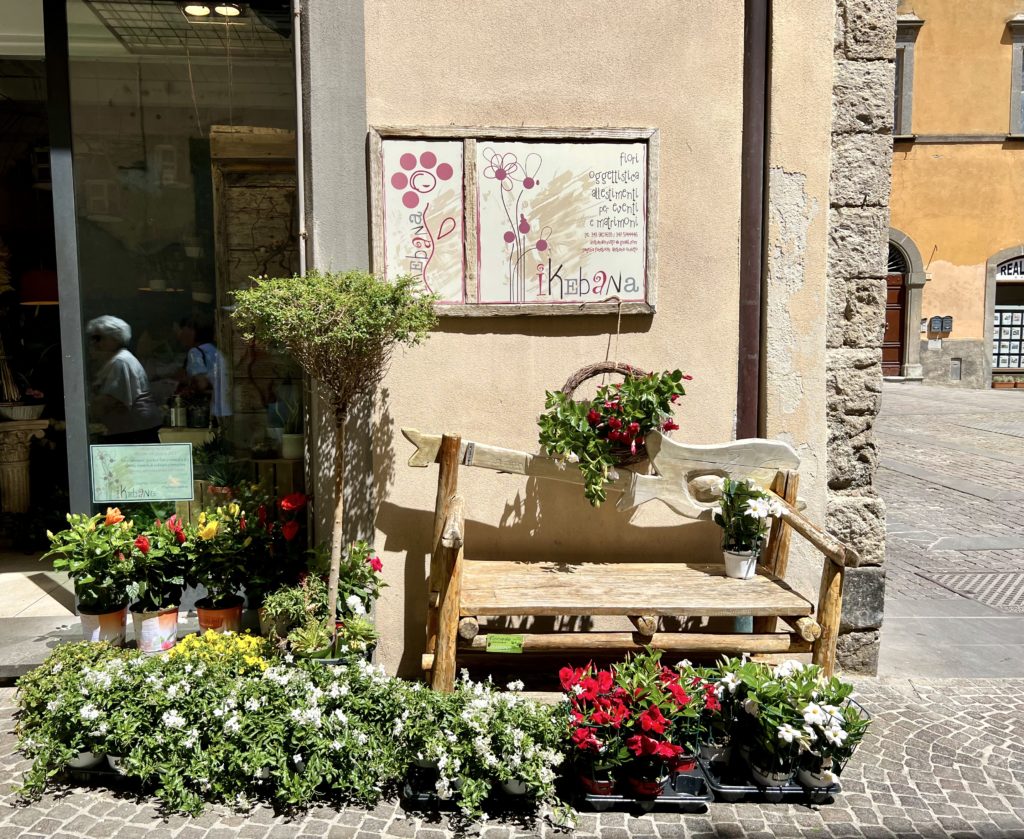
(698, 757), (839, 804)
(576, 769), (712, 812)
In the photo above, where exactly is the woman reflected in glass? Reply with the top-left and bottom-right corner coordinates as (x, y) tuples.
(86, 315), (162, 443)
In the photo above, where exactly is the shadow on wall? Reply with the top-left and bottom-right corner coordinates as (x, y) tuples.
(376, 466), (724, 676)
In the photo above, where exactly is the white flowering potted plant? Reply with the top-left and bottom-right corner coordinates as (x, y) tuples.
(14, 642), (124, 780)
(41, 507), (139, 645)
(680, 657), (747, 765)
(791, 670), (870, 788)
(736, 659), (810, 786)
(713, 478), (782, 579)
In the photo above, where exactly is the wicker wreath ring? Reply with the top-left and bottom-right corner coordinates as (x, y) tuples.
(560, 362), (652, 466)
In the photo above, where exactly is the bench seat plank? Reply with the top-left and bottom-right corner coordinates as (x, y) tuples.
(459, 560), (814, 618)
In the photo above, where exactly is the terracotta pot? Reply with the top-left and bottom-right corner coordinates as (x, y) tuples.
(131, 604), (179, 653)
(723, 549), (758, 580)
(196, 595), (243, 633)
(78, 603), (128, 646)
(993, 382), (1015, 389)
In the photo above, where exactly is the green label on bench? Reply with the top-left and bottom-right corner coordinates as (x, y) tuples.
(486, 634), (524, 654)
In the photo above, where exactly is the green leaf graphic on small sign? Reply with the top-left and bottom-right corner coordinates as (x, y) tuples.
(485, 634), (524, 654)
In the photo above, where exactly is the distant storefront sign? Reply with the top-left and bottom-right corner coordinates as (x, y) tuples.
(90, 443), (194, 504)
(997, 257), (1024, 279)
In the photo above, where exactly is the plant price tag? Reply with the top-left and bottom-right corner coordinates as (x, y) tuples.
(485, 634), (524, 654)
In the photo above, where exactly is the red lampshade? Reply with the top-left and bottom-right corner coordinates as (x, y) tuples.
(19, 269), (59, 306)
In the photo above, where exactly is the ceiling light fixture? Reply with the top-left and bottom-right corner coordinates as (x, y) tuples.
(214, 3), (243, 16)
(182, 3), (212, 17)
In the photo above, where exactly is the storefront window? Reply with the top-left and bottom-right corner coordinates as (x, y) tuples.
(66, 0), (300, 510)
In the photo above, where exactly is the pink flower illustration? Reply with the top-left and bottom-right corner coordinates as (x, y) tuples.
(483, 149), (520, 191)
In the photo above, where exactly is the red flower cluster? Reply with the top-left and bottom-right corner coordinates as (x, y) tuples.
(279, 492), (307, 512)
(134, 534), (150, 554)
(367, 556), (383, 573)
(561, 651), (706, 772)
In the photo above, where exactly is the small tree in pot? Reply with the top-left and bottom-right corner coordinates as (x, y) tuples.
(232, 270), (437, 639)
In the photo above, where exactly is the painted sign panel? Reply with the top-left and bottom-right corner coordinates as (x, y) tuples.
(381, 140), (464, 303)
(476, 142), (647, 305)
(90, 443), (194, 503)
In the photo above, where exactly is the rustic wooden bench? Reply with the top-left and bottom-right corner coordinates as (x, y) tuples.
(403, 428), (860, 692)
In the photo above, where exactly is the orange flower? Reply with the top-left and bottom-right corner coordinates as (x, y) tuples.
(104, 507), (125, 526)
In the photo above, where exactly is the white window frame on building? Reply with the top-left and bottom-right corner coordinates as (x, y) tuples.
(894, 13), (924, 138)
(1009, 14), (1024, 136)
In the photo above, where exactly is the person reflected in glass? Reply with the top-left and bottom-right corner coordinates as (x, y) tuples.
(175, 318), (231, 428)
(86, 315), (163, 443)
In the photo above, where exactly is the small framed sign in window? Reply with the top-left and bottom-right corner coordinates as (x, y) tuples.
(369, 126), (659, 316)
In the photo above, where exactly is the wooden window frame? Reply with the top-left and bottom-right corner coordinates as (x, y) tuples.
(368, 125), (659, 317)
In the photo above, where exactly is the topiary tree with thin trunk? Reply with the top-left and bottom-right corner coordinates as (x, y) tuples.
(232, 270), (437, 635)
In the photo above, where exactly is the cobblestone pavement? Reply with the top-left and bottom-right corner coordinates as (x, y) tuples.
(877, 383), (1024, 602)
(3, 679), (1024, 838)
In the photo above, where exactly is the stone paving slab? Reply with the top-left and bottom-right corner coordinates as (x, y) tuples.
(2, 678), (1023, 838)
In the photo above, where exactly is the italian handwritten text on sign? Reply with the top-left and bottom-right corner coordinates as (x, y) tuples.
(381, 140), (464, 303)
(90, 443), (194, 503)
(477, 142), (647, 305)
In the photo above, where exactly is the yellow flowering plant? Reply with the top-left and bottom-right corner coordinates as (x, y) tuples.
(167, 629), (271, 674)
(187, 504), (252, 608)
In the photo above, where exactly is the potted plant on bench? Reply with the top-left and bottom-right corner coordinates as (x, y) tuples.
(713, 478), (782, 579)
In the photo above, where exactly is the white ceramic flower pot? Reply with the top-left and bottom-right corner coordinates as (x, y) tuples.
(749, 760), (794, 787)
(68, 750), (106, 769)
(723, 549), (758, 580)
(107, 754), (127, 774)
(281, 433), (304, 460)
(500, 779), (528, 796)
(131, 605), (179, 654)
(797, 759), (836, 788)
(78, 604), (128, 646)
(699, 740), (733, 765)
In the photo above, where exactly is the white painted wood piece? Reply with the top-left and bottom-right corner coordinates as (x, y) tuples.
(401, 428), (801, 520)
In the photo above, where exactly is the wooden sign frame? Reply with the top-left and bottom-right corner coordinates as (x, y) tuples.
(368, 126), (659, 317)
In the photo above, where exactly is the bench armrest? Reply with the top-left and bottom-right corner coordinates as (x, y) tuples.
(771, 494), (862, 568)
(441, 495), (465, 550)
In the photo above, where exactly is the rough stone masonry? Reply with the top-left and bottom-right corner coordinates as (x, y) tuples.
(828, 0), (896, 673)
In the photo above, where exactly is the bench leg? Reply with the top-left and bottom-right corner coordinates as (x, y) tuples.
(812, 560), (844, 676)
(431, 533), (464, 692)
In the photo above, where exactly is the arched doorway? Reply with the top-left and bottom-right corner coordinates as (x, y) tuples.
(884, 243), (909, 377)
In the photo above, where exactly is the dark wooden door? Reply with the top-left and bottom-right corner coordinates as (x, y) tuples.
(882, 273), (906, 377)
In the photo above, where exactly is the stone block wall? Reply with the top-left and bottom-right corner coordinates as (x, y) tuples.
(828, 0), (896, 673)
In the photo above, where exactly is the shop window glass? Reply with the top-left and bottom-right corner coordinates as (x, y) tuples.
(68, 0), (301, 513)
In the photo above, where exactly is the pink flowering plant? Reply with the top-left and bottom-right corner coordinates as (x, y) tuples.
(538, 370), (689, 506)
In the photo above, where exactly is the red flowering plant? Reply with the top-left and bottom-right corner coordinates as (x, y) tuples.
(227, 485), (310, 606)
(612, 649), (704, 782)
(333, 539), (386, 618)
(131, 515), (190, 613)
(538, 370), (690, 506)
(560, 663), (632, 785)
(41, 508), (140, 613)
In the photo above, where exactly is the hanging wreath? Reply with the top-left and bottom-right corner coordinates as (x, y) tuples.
(537, 363), (691, 506)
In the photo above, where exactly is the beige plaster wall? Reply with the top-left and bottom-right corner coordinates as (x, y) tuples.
(360, 0), (833, 675)
(763, 0), (834, 603)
